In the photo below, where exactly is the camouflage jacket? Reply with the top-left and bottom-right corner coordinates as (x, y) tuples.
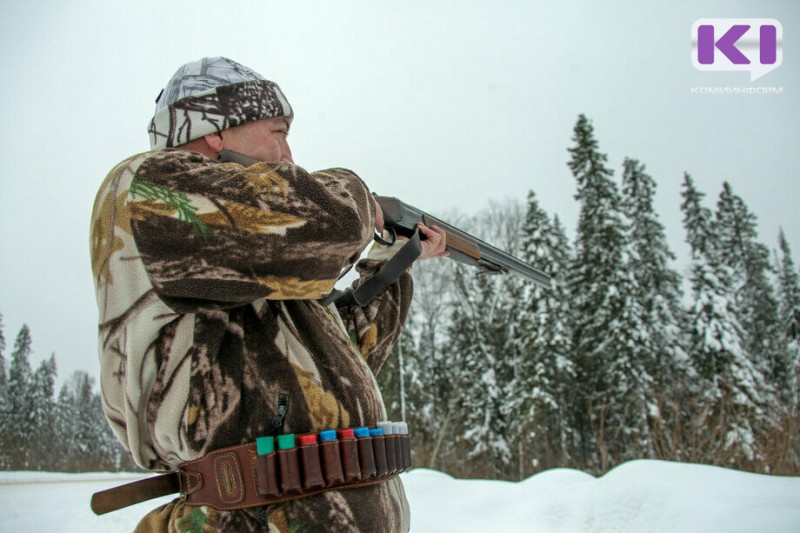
(90, 149), (412, 532)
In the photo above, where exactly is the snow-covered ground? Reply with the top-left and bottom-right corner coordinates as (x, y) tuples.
(1, 460), (798, 532)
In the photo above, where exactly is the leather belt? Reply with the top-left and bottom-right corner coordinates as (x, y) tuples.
(91, 432), (411, 515)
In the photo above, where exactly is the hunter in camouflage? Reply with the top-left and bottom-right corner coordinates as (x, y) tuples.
(89, 57), (446, 532)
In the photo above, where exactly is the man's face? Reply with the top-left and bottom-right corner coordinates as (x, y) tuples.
(222, 116), (293, 163)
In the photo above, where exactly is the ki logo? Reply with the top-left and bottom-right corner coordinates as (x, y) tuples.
(691, 19), (783, 81)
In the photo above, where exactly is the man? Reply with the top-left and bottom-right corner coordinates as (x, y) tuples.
(90, 57), (446, 532)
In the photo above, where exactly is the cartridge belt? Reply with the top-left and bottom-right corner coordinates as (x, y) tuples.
(91, 430), (412, 515)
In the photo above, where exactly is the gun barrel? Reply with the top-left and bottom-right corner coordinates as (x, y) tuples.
(375, 195), (552, 289)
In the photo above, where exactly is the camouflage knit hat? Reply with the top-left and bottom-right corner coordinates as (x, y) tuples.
(148, 57), (293, 149)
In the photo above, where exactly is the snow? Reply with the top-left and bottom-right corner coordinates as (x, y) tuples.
(1, 461), (798, 532)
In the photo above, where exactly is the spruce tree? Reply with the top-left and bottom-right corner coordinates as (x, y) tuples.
(716, 183), (782, 406)
(775, 229), (800, 409)
(621, 158), (687, 381)
(567, 115), (651, 471)
(550, 215), (580, 461)
(52, 382), (73, 471)
(29, 354), (57, 469)
(681, 174), (766, 464)
(620, 158), (690, 459)
(6, 325), (34, 468)
(516, 192), (576, 473)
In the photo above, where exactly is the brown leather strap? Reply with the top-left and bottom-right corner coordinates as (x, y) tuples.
(91, 472), (179, 515)
(179, 435), (411, 511)
(91, 433), (412, 515)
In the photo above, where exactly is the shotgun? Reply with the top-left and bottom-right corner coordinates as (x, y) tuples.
(374, 195), (552, 289)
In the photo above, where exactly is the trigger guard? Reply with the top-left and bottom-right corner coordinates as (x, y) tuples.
(374, 226), (397, 246)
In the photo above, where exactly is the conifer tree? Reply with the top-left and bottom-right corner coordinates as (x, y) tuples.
(620, 158), (690, 459)
(516, 192), (576, 472)
(53, 380), (78, 471)
(621, 158), (687, 380)
(29, 354), (57, 469)
(716, 183), (782, 405)
(6, 325), (34, 468)
(549, 215), (579, 460)
(567, 115), (651, 471)
(775, 229), (800, 409)
(7, 325), (32, 405)
(681, 174), (766, 463)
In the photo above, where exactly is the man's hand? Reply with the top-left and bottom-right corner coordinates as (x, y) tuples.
(416, 223), (448, 261)
(373, 198), (447, 261)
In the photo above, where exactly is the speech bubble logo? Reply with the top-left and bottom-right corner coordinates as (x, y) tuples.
(692, 18), (783, 81)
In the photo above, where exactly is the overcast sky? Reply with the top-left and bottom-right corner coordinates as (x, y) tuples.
(0, 0), (797, 386)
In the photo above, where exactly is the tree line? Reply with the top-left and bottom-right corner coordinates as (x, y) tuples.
(0, 316), (137, 472)
(378, 114), (800, 479)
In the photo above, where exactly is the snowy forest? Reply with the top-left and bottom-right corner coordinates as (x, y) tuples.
(377, 114), (800, 479)
(0, 114), (798, 478)
(0, 318), (136, 472)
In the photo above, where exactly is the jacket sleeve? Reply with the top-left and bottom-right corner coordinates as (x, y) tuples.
(335, 242), (414, 376)
(126, 150), (376, 308)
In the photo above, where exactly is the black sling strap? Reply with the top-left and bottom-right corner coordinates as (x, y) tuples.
(320, 228), (422, 307)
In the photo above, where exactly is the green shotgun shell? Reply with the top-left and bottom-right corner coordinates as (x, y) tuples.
(256, 436), (275, 455)
(277, 433), (296, 450)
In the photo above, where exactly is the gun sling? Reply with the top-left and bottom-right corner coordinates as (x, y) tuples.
(320, 227), (422, 307)
(91, 432), (412, 515)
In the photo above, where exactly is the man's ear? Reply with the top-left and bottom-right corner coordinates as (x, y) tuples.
(203, 132), (224, 154)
